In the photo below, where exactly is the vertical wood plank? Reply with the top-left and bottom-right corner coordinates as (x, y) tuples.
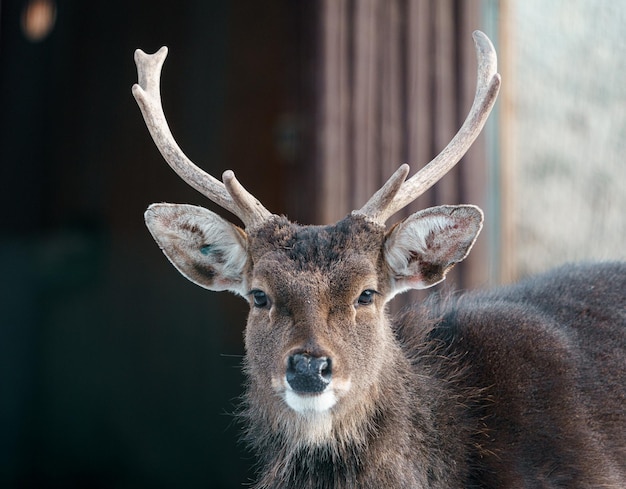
(352, 0), (379, 209)
(433, 0), (458, 206)
(405, 0), (432, 217)
(319, 0), (350, 223)
(458, 0), (490, 288)
(379, 0), (403, 187)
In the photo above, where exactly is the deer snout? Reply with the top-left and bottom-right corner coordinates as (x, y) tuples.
(286, 353), (332, 394)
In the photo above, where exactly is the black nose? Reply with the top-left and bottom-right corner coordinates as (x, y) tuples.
(286, 353), (332, 394)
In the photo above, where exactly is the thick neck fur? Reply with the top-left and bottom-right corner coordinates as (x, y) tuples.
(241, 317), (472, 489)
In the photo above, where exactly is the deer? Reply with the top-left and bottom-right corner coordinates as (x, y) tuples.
(132, 31), (626, 488)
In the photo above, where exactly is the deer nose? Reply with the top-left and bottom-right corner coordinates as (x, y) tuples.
(286, 353), (332, 394)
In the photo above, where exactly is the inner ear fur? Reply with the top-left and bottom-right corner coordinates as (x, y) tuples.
(144, 203), (249, 296)
(384, 205), (483, 294)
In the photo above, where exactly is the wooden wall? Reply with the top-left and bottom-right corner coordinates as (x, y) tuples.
(311, 0), (494, 294)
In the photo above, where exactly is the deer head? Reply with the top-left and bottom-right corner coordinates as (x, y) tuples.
(133, 31), (500, 444)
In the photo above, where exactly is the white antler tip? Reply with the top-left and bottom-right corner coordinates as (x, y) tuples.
(222, 170), (235, 182)
(472, 30), (493, 51)
(131, 83), (144, 97)
(471, 30), (485, 41)
(155, 45), (168, 58)
(133, 47), (169, 82)
(134, 46), (168, 62)
(133, 46), (170, 99)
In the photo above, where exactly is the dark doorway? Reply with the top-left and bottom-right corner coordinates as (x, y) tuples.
(1, 1), (312, 487)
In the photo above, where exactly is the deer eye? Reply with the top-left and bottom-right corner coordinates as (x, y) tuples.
(250, 289), (269, 308)
(357, 289), (377, 306)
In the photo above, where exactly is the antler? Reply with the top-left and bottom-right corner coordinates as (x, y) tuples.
(355, 31), (501, 224)
(132, 46), (272, 228)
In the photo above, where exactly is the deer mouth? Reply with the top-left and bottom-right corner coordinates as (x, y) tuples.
(272, 376), (352, 414)
(284, 386), (338, 413)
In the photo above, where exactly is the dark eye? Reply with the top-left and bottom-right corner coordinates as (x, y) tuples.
(357, 289), (377, 306)
(250, 290), (269, 308)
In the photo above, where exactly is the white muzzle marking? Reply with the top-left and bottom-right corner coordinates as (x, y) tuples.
(274, 377), (352, 414)
(284, 387), (338, 414)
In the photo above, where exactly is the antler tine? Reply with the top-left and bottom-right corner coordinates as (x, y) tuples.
(357, 31), (501, 224)
(352, 164), (411, 222)
(132, 47), (272, 228)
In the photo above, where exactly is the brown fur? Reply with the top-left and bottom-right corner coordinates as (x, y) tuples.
(234, 216), (626, 488)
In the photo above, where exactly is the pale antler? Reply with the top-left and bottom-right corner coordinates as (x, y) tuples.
(355, 31), (501, 224)
(132, 46), (272, 228)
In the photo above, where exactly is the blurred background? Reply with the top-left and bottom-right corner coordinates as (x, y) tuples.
(1, 0), (624, 487)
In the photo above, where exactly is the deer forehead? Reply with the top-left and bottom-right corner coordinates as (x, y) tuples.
(247, 215), (387, 292)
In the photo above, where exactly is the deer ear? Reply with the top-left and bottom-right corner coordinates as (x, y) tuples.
(384, 205), (483, 295)
(144, 203), (249, 296)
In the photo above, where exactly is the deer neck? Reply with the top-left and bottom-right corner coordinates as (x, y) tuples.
(242, 338), (453, 488)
